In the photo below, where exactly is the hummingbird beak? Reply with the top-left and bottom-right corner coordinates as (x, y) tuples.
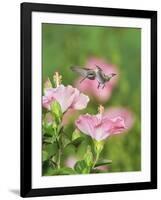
(111, 73), (117, 77)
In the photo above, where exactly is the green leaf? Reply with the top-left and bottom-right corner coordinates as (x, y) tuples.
(43, 143), (58, 157)
(61, 135), (71, 147)
(77, 140), (88, 158)
(43, 166), (56, 176)
(74, 160), (90, 174)
(51, 101), (62, 123)
(65, 137), (84, 149)
(94, 159), (112, 167)
(71, 137), (84, 146)
(42, 160), (50, 174)
(84, 146), (93, 167)
(63, 143), (76, 155)
(44, 167), (76, 176)
(42, 151), (49, 162)
(43, 123), (55, 137)
(43, 136), (54, 144)
(72, 129), (81, 141)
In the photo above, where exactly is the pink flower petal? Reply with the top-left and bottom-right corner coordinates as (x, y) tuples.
(104, 107), (134, 130)
(71, 89), (89, 110)
(42, 96), (51, 110)
(42, 84), (89, 113)
(75, 114), (95, 138)
(95, 165), (108, 171)
(65, 156), (77, 168)
(49, 85), (76, 112)
(109, 117), (126, 134)
(75, 113), (126, 141)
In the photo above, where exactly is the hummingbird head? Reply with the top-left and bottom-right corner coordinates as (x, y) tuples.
(106, 73), (117, 80)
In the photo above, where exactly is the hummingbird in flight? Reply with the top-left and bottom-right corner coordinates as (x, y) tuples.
(71, 65), (116, 89)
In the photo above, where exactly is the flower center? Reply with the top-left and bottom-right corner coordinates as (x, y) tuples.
(98, 105), (104, 115)
(53, 72), (62, 87)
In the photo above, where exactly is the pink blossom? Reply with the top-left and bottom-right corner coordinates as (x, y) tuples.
(65, 156), (77, 168)
(104, 107), (134, 131)
(75, 57), (118, 102)
(44, 78), (52, 89)
(95, 165), (108, 171)
(75, 114), (126, 141)
(43, 85), (89, 113)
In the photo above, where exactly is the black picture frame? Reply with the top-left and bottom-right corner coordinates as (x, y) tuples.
(20, 2), (157, 197)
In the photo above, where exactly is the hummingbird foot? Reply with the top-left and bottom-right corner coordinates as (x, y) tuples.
(102, 84), (106, 89)
(97, 83), (100, 89)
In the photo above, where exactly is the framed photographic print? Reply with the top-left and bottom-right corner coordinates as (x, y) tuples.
(20, 2), (157, 197)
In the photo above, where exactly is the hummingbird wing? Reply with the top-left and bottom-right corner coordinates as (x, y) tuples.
(71, 66), (96, 80)
(95, 70), (107, 84)
(95, 65), (103, 71)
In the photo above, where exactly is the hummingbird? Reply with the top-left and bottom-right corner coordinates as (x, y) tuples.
(71, 65), (116, 89)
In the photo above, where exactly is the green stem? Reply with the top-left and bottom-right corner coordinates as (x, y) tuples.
(92, 140), (104, 169)
(92, 151), (100, 169)
(56, 129), (63, 169)
(57, 148), (61, 169)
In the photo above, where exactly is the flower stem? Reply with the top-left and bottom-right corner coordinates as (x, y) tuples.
(56, 129), (63, 169)
(57, 148), (61, 169)
(92, 140), (104, 169)
(92, 151), (100, 169)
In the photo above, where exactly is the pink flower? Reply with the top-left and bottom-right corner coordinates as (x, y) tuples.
(75, 114), (126, 141)
(75, 57), (118, 102)
(44, 78), (52, 89)
(104, 107), (134, 131)
(43, 85), (89, 113)
(65, 156), (77, 168)
(95, 165), (108, 171)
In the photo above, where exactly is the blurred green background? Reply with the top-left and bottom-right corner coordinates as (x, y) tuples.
(42, 23), (141, 173)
